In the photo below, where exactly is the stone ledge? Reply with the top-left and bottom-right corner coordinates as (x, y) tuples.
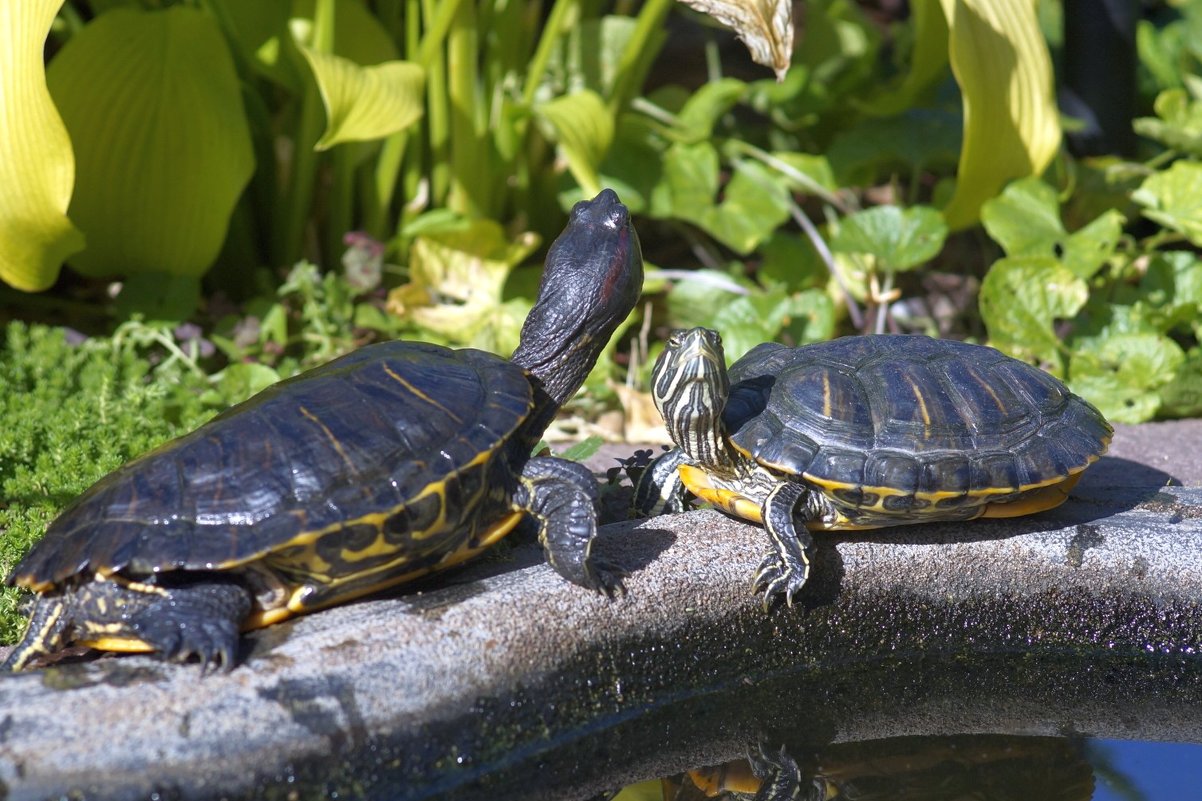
(0, 420), (1199, 801)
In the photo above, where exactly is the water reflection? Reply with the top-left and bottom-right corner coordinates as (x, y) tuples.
(615, 734), (1094, 801)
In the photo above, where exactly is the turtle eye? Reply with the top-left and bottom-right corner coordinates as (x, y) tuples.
(667, 330), (685, 348)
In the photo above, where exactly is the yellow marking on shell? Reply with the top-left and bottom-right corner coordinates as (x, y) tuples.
(239, 511), (525, 628)
(678, 464), (764, 523)
(804, 450), (1102, 506)
(822, 371), (832, 418)
(908, 376), (932, 429)
(382, 364), (463, 424)
(300, 405), (357, 475)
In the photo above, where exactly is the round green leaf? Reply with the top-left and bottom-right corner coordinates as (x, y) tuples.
(979, 255), (1088, 370)
(831, 205), (947, 271)
(1134, 161), (1202, 247)
(47, 6), (254, 278)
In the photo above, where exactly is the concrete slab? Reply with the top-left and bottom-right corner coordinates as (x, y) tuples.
(0, 420), (1200, 800)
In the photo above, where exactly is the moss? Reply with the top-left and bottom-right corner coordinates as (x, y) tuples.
(0, 322), (214, 643)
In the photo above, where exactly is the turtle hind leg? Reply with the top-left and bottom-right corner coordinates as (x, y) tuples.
(4, 577), (253, 672)
(516, 456), (623, 596)
(752, 482), (816, 608)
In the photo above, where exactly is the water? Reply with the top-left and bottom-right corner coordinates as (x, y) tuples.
(1090, 740), (1202, 801)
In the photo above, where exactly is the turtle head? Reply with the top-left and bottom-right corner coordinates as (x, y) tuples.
(652, 327), (732, 469)
(512, 189), (644, 432)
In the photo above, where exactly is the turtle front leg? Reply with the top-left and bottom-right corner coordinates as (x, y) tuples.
(515, 456), (622, 595)
(124, 579), (254, 671)
(752, 482), (817, 607)
(629, 447), (690, 518)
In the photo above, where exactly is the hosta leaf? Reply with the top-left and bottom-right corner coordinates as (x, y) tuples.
(47, 6), (254, 278)
(979, 255), (1087, 370)
(1133, 160), (1202, 246)
(678, 0), (793, 81)
(296, 47), (425, 150)
(937, 0), (1061, 229)
(831, 205), (947, 272)
(535, 89), (614, 197)
(0, 0), (85, 291)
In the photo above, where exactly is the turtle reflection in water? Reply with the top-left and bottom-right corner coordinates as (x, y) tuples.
(634, 328), (1111, 604)
(3, 189), (643, 672)
(651, 735), (1093, 801)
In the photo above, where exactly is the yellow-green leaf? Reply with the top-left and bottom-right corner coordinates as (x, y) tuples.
(296, 47), (425, 150)
(387, 221), (539, 353)
(862, 0), (949, 116)
(47, 6), (254, 278)
(937, 0), (1060, 230)
(535, 90), (614, 197)
(0, 0), (85, 291)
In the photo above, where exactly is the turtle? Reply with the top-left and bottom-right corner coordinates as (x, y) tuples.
(633, 327), (1112, 605)
(3, 188), (643, 672)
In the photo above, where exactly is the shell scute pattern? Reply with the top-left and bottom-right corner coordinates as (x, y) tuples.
(13, 342), (533, 589)
(723, 336), (1107, 502)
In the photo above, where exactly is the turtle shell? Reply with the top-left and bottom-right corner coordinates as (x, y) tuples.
(12, 341), (534, 593)
(723, 336), (1112, 504)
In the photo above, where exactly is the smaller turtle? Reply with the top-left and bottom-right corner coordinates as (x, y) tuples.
(634, 328), (1112, 604)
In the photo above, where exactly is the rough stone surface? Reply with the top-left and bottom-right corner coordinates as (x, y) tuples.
(0, 420), (1199, 800)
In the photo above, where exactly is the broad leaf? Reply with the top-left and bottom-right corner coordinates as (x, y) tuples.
(47, 6), (254, 278)
(979, 256), (1087, 370)
(657, 144), (790, 253)
(937, 0), (1061, 229)
(0, 0), (85, 291)
(672, 78), (747, 143)
(1134, 161), (1202, 247)
(831, 205), (948, 272)
(296, 47), (425, 150)
(1133, 88), (1202, 156)
(1069, 331), (1185, 423)
(982, 177), (1123, 280)
(388, 221), (539, 354)
(536, 90), (614, 197)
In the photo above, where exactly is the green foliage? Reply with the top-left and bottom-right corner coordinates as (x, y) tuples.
(979, 177), (1202, 423)
(0, 322), (214, 643)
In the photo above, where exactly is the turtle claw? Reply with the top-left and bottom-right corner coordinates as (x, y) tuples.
(586, 556), (627, 599)
(752, 551), (808, 608)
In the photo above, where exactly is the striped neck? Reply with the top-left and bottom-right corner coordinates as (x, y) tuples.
(651, 328), (739, 475)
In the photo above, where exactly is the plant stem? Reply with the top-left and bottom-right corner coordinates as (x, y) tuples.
(447, 0), (486, 217)
(608, 0), (672, 113)
(522, 0), (577, 108)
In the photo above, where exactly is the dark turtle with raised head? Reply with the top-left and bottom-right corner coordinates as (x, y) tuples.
(4, 188), (643, 671)
(634, 327), (1111, 604)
